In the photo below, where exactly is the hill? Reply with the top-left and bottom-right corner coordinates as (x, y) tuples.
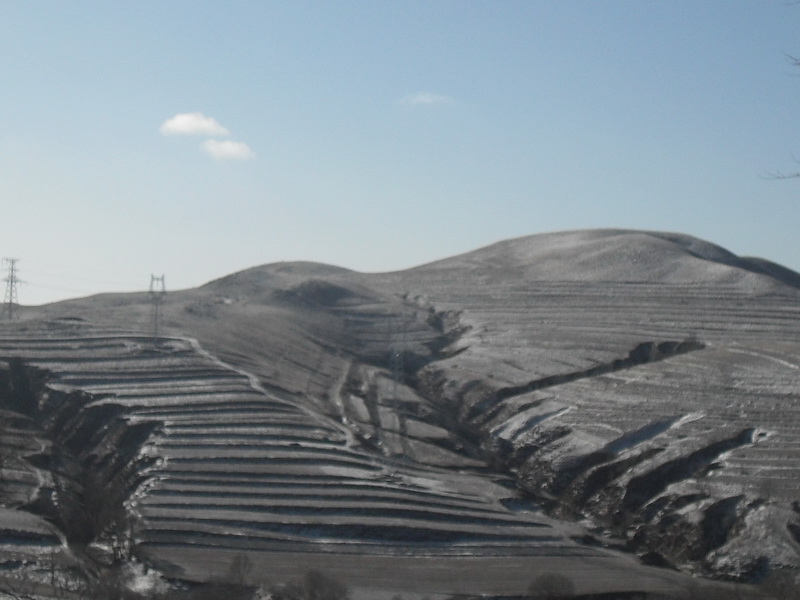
(1, 229), (800, 598)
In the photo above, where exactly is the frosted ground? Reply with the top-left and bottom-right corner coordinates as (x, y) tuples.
(1, 229), (799, 597)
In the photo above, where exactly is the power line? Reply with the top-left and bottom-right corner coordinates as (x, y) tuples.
(25, 269), (137, 288)
(2, 258), (21, 320)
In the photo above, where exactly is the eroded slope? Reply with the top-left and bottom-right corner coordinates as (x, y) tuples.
(0, 318), (674, 597)
(16, 228), (800, 588)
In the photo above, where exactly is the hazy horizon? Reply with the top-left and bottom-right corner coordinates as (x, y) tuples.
(3, 1), (799, 305)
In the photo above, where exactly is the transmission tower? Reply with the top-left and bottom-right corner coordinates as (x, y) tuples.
(149, 274), (167, 343)
(2, 258), (20, 320)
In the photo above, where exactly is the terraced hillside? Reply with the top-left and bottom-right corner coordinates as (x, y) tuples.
(367, 231), (800, 579)
(0, 320), (680, 598)
(3, 228), (800, 595)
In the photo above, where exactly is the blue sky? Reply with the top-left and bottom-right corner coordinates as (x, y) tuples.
(2, 1), (799, 305)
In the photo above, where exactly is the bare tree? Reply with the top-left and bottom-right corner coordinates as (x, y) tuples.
(527, 573), (576, 600)
(766, 27), (800, 178)
(226, 553), (254, 586)
(270, 570), (349, 600)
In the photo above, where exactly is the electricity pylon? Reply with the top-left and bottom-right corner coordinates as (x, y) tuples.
(149, 274), (167, 343)
(2, 259), (20, 320)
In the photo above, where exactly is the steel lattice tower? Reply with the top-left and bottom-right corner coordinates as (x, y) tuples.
(2, 258), (20, 320)
(149, 274), (167, 343)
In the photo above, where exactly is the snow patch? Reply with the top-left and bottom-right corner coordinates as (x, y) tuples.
(491, 402), (572, 442)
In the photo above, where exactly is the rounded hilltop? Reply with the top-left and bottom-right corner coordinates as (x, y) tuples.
(400, 228), (800, 292)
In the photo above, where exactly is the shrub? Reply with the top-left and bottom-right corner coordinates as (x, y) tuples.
(527, 573), (576, 599)
(270, 570), (349, 600)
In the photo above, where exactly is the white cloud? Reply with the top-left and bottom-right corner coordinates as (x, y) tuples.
(201, 139), (255, 161)
(401, 92), (453, 106)
(160, 112), (230, 136)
